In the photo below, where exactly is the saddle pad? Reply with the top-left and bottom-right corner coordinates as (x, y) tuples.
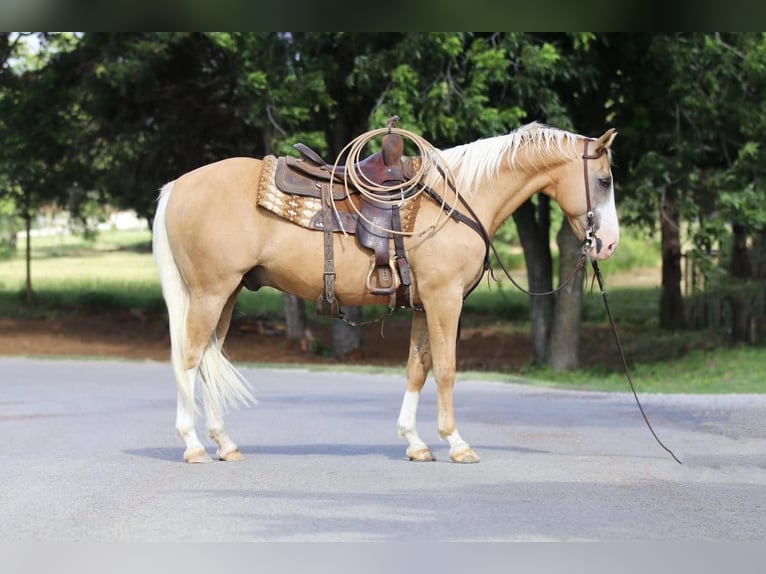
(257, 154), (422, 233)
(258, 155), (325, 228)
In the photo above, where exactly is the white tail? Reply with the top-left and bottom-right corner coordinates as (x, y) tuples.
(152, 182), (255, 415)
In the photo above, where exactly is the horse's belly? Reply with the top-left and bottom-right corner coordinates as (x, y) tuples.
(255, 226), (395, 306)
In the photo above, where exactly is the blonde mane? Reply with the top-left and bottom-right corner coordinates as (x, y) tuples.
(434, 122), (582, 195)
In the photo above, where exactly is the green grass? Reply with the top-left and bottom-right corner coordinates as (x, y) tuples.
(0, 230), (162, 315)
(1, 227), (763, 394)
(593, 230), (661, 274)
(463, 280), (529, 321)
(510, 345), (766, 394)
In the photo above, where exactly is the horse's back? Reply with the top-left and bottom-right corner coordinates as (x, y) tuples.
(174, 157), (263, 199)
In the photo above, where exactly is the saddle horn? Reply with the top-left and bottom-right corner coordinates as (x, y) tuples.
(382, 115), (403, 167)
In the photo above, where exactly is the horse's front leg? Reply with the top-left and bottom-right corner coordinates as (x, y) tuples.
(426, 299), (480, 464)
(397, 310), (435, 461)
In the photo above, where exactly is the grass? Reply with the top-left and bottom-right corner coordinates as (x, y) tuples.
(510, 346), (763, 393)
(511, 345), (766, 394)
(1, 227), (764, 394)
(0, 230), (163, 316)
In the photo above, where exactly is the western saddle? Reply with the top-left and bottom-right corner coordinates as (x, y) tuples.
(272, 117), (418, 315)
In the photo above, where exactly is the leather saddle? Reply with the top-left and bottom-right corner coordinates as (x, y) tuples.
(271, 123), (418, 314)
(274, 145), (419, 230)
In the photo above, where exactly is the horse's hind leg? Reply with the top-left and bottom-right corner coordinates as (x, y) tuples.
(204, 285), (245, 462)
(176, 367), (212, 463)
(397, 310), (436, 461)
(175, 292), (226, 463)
(179, 285), (248, 463)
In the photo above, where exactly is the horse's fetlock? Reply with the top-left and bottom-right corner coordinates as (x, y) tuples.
(175, 424), (195, 437)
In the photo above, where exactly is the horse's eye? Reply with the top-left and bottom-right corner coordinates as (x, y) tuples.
(598, 177), (611, 189)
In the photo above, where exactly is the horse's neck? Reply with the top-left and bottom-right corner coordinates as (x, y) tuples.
(460, 156), (563, 238)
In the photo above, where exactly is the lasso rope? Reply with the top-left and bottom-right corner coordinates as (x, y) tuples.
(328, 125), (459, 237)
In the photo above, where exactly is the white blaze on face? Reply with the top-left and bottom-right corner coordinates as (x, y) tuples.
(588, 183), (619, 261)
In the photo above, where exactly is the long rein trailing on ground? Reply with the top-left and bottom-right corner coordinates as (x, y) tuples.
(583, 140), (681, 464)
(486, 138), (682, 464)
(589, 259), (682, 465)
(499, 138), (683, 464)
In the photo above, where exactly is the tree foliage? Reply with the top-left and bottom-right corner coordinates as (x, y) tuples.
(2, 32), (765, 353)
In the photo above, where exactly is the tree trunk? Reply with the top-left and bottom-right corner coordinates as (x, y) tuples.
(8, 215), (18, 249)
(548, 221), (585, 372)
(660, 189), (684, 330)
(729, 222), (752, 343)
(512, 197), (553, 364)
(265, 126), (312, 354)
(332, 306), (364, 360)
(328, 120), (364, 358)
(24, 210), (33, 304)
(283, 293), (312, 351)
(754, 229), (766, 279)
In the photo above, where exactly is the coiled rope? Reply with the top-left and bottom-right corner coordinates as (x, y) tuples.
(328, 125), (459, 237)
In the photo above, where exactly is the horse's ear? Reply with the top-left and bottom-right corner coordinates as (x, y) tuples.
(595, 128), (617, 153)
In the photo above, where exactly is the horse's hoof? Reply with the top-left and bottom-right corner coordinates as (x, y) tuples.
(450, 447), (480, 464)
(218, 448), (245, 462)
(184, 448), (214, 464)
(407, 447), (436, 462)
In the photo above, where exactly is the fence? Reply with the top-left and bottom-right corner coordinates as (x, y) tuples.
(683, 252), (766, 343)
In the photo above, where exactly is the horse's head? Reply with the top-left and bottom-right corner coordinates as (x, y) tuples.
(552, 128), (619, 261)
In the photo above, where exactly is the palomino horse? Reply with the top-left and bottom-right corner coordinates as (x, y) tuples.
(152, 122), (619, 464)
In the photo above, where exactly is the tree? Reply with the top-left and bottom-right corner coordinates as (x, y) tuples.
(0, 33), (82, 302)
(273, 33), (611, 365)
(212, 33), (332, 353)
(65, 33), (320, 350)
(608, 33), (766, 339)
(358, 32), (603, 367)
(512, 198), (553, 362)
(70, 33), (267, 223)
(22, 32), (766, 364)
(548, 221), (585, 371)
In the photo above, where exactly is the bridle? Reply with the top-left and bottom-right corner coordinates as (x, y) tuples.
(581, 138), (605, 259)
(480, 137), (605, 298)
(411, 137), (605, 298)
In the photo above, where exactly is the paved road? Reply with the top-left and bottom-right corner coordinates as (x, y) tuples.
(0, 357), (764, 542)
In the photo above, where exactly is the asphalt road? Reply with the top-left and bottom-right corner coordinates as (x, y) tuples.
(1, 357), (764, 542)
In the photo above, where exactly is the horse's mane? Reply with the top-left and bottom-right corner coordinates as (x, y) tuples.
(436, 122), (582, 195)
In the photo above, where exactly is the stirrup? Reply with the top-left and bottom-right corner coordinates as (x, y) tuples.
(365, 258), (398, 296)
